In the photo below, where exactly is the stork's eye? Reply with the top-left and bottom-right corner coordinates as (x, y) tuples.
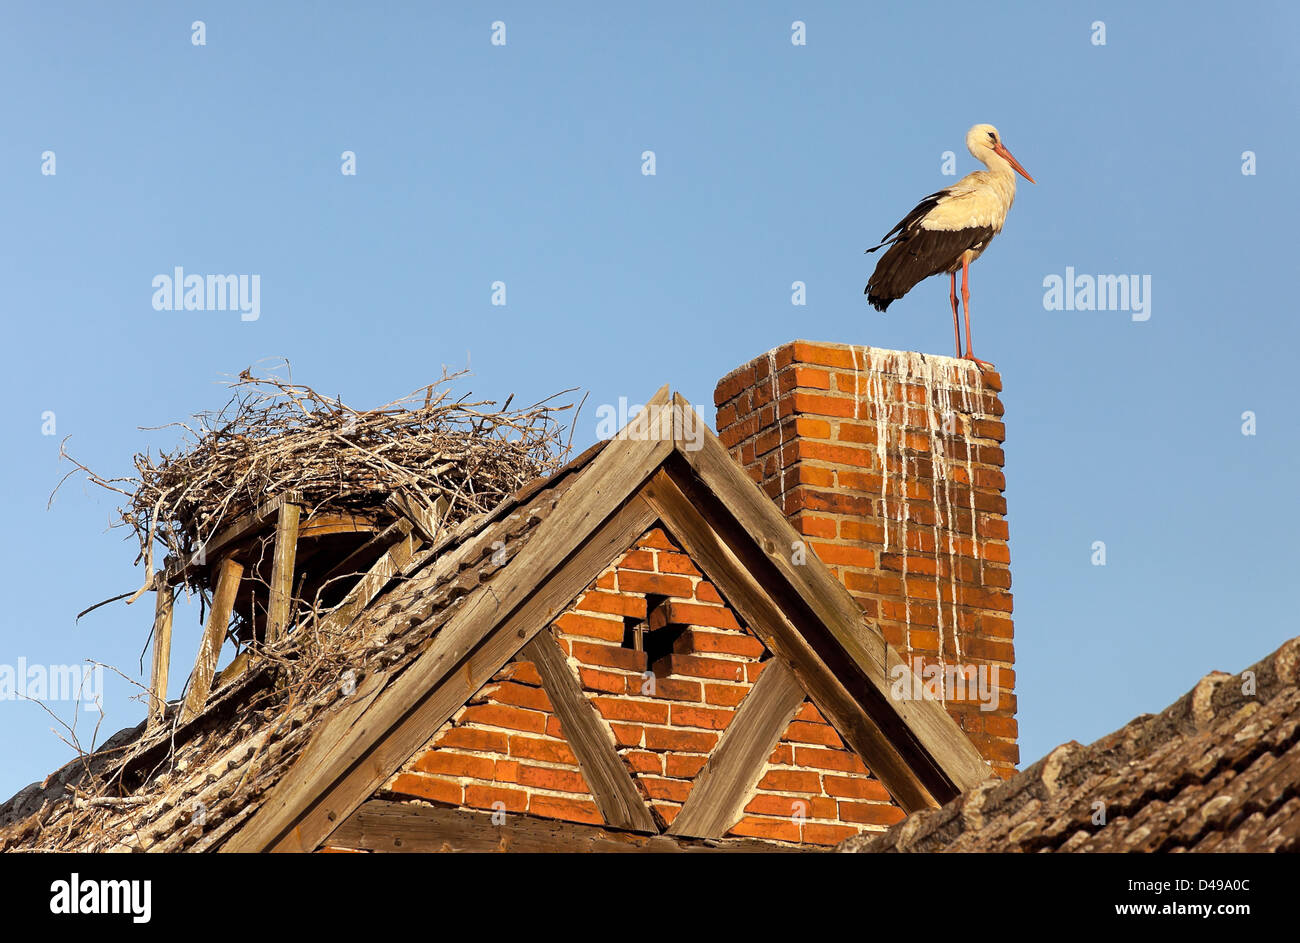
(987, 132), (996, 141)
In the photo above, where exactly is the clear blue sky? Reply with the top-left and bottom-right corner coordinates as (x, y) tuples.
(2, 1), (1296, 800)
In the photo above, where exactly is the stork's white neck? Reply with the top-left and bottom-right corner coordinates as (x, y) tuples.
(974, 148), (1018, 207)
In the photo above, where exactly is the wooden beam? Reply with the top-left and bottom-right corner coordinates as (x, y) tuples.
(523, 631), (657, 833)
(668, 658), (806, 839)
(315, 531), (420, 635)
(179, 556), (243, 724)
(225, 391), (675, 853)
(265, 502), (302, 645)
(147, 581), (175, 730)
(386, 491), (446, 546)
(163, 492), (299, 587)
(328, 800), (811, 854)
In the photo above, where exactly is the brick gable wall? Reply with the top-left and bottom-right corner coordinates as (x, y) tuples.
(330, 523), (902, 849)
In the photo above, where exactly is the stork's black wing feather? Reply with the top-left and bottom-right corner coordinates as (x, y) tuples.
(864, 188), (953, 254)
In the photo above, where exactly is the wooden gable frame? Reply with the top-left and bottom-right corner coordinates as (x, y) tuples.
(223, 387), (990, 852)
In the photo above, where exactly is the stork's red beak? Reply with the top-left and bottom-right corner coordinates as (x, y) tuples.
(994, 142), (1035, 184)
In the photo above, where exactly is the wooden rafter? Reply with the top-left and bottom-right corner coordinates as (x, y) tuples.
(523, 631), (657, 833)
(147, 580), (175, 730)
(667, 658), (806, 838)
(265, 502), (301, 645)
(330, 800), (810, 854)
(179, 556), (243, 724)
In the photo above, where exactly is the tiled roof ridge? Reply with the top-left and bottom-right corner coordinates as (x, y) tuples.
(839, 635), (1300, 853)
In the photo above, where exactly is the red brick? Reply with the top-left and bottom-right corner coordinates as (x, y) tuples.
(728, 816), (801, 843)
(611, 723), (644, 747)
(554, 612), (625, 643)
(694, 581), (724, 604)
(704, 682), (750, 707)
(502, 660), (543, 686)
(464, 783), (527, 813)
(757, 769), (822, 793)
(574, 590), (647, 619)
(674, 628), (765, 659)
(642, 675), (703, 702)
(592, 697), (670, 725)
(638, 527), (677, 550)
(652, 601), (742, 632)
(794, 746), (869, 774)
(769, 743), (794, 765)
(625, 751), (662, 774)
(508, 735), (577, 766)
(459, 704), (547, 735)
(654, 654), (746, 682)
(434, 727), (509, 754)
(617, 549), (657, 571)
(657, 552), (702, 577)
(412, 750), (497, 780)
(618, 571), (693, 598)
(669, 704), (734, 731)
(388, 773), (462, 805)
(570, 641), (647, 673)
(578, 666), (628, 694)
(489, 681), (554, 712)
(746, 794), (836, 819)
(644, 727), (717, 753)
(518, 764), (589, 794)
(781, 721), (843, 747)
(528, 794), (603, 825)
(802, 823), (861, 846)
(664, 753), (709, 778)
(822, 775), (891, 802)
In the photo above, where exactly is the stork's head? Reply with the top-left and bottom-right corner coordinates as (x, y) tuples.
(967, 124), (1035, 183)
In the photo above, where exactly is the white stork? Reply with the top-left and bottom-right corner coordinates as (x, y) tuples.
(865, 123), (1035, 366)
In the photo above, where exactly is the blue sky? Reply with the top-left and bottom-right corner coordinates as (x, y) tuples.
(1, 1), (1296, 800)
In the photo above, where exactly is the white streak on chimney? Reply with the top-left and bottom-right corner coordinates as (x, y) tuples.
(767, 349), (786, 509)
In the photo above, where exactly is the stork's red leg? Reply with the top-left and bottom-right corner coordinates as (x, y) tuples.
(960, 255), (993, 369)
(949, 270), (962, 358)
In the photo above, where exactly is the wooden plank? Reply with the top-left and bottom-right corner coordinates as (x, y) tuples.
(265, 502), (302, 645)
(164, 492), (299, 587)
(642, 467), (940, 811)
(523, 632), (657, 833)
(386, 491), (446, 546)
(179, 556), (243, 724)
(329, 800), (810, 854)
(225, 389), (675, 854)
(315, 531), (420, 635)
(668, 658), (806, 839)
(146, 581), (174, 730)
(672, 394), (991, 797)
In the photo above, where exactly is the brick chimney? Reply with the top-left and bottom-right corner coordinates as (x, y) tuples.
(714, 341), (1018, 777)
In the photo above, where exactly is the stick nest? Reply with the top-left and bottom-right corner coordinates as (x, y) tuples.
(58, 362), (576, 591)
